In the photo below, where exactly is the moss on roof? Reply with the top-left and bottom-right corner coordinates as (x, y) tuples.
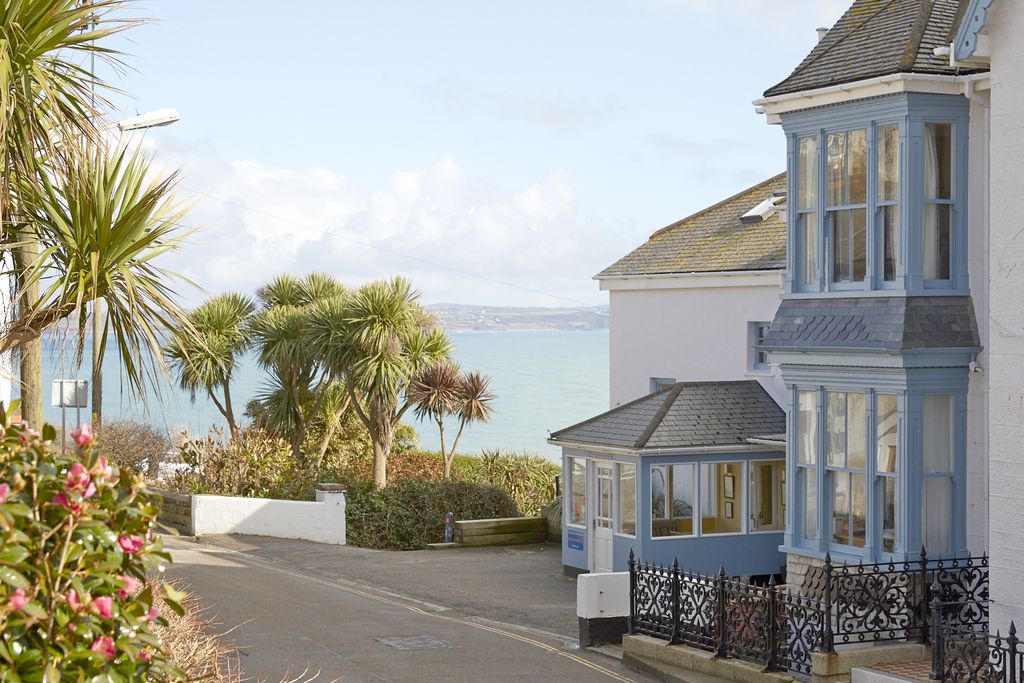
(597, 173), (787, 278)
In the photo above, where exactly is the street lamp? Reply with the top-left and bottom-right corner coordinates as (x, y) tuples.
(91, 108), (181, 428)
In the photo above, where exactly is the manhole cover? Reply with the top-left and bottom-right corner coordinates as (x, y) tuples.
(376, 635), (455, 651)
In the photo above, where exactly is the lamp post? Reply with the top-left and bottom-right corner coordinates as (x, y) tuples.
(90, 108), (181, 429)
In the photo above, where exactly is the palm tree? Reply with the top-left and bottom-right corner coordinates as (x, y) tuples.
(447, 371), (495, 476)
(309, 277), (451, 488)
(410, 362), (461, 472)
(165, 292), (255, 438)
(12, 141), (192, 405)
(0, 0), (135, 425)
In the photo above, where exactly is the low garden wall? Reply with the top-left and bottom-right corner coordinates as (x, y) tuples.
(153, 483), (347, 545)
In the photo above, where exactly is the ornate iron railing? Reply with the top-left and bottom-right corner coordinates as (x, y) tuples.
(628, 548), (989, 678)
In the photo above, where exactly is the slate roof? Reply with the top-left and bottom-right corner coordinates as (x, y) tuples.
(596, 174), (787, 278)
(761, 296), (980, 351)
(549, 381), (786, 451)
(764, 0), (984, 98)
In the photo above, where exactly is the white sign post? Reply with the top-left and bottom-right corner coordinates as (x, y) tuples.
(51, 379), (88, 454)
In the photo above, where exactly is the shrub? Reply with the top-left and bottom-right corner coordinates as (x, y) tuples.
(169, 426), (315, 500)
(456, 450), (559, 516)
(345, 478), (519, 550)
(96, 419), (172, 478)
(0, 414), (183, 679)
(326, 448), (445, 483)
(152, 581), (242, 682)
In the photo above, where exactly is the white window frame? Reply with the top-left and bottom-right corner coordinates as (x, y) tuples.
(748, 321), (772, 373)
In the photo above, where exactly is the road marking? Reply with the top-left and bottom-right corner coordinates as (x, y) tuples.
(168, 540), (636, 682)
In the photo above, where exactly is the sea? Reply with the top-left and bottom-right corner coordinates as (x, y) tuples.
(29, 330), (609, 461)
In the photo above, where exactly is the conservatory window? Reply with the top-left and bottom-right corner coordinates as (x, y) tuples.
(798, 391), (818, 540)
(651, 464), (695, 537)
(700, 462), (743, 535)
(924, 123), (953, 281)
(922, 395), (954, 554)
(876, 395), (899, 553)
(797, 135), (818, 287)
(618, 464), (636, 536)
(570, 458), (586, 526)
(826, 392), (867, 548)
(750, 460), (785, 532)
(877, 125), (900, 282)
(827, 129), (868, 284)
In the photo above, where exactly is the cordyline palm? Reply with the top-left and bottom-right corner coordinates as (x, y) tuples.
(309, 276), (451, 488)
(409, 362), (460, 473)
(165, 292), (255, 438)
(0, 0), (136, 425)
(12, 141), (193, 406)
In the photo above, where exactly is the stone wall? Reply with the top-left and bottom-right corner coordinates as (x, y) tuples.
(154, 489), (193, 536)
(785, 553), (825, 593)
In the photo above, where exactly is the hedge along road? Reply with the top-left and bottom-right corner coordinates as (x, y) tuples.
(162, 537), (649, 682)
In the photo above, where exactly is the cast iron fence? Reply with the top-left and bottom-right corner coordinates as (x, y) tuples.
(932, 588), (1020, 683)
(628, 548), (989, 678)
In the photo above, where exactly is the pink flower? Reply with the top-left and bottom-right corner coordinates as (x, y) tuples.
(0, 482), (8, 504)
(71, 423), (94, 449)
(66, 588), (82, 612)
(66, 463), (90, 492)
(91, 455), (113, 482)
(50, 492), (82, 515)
(17, 421), (40, 444)
(90, 635), (116, 660)
(7, 588), (29, 611)
(118, 534), (144, 554)
(91, 595), (113, 619)
(142, 607), (158, 622)
(139, 650), (152, 662)
(117, 575), (140, 600)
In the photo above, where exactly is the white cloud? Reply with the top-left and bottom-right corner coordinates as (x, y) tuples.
(438, 85), (617, 132)
(157, 145), (629, 308)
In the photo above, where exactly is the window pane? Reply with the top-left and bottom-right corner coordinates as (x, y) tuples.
(923, 204), (951, 280)
(598, 466), (612, 521)
(848, 393), (867, 471)
(923, 395), (953, 473)
(832, 473), (850, 545)
(651, 465), (666, 520)
(799, 391), (818, 465)
(851, 473), (867, 548)
(826, 392), (847, 467)
(827, 132), (846, 207)
(848, 129), (867, 204)
(882, 205), (900, 281)
(799, 136), (817, 209)
(750, 460), (784, 532)
(672, 465), (694, 521)
(619, 464), (636, 535)
(571, 459), (586, 525)
(831, 209), (866, 283)
(922, 477), (951, 554)
(803, 471), (817, 539)
(878, 125), (900, 202)
(701, 462), (742, 535)
(802, 213), (818, 286)
(925, 123), (953, 200)
(882, 477), (897, 553)
(877, 395), (899, 473)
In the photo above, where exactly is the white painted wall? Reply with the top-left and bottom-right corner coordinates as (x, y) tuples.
(601, 272), (785, 408)
(985, 0), (1024, 628)
(577, 571), (629, 619)
(191, 488), (347, 545)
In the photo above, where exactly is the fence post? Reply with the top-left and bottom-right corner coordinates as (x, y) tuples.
(822, 553), (835, 654)
(765, 575), (780, 672)
(919, 545), (930, 645)
(716, 566), (728, 659)
(929, 579), (944, 680)
(670, 559), (681, 645)
(627, 550), (636, 635)
(1009, 622), (1019, 683)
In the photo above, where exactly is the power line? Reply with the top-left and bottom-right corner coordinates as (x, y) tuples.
(178, 186), (596, 307)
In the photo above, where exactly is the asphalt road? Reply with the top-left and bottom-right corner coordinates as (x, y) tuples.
(164, 537), (651, 682)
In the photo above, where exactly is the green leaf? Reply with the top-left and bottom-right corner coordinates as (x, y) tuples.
(162, 597), (185, 617)
(21, 601), (47, 620)
(161, 581), (186, 603)
(0, 546), (29, 564)
(0, 566), (31, 589)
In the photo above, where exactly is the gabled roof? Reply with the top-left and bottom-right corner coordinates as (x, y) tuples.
(597, 174), (787, 278)
(549, 381), (785, 451)
(764, 0), (983, 98)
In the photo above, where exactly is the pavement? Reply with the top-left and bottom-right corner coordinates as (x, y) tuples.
(163, 535), (653, 682)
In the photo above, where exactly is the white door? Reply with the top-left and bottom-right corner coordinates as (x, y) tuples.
(592, 463), (614, 573)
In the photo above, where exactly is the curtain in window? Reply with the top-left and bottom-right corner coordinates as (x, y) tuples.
(924, 127), (939, 278)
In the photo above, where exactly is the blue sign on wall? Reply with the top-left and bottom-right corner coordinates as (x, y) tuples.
(567, 528), (584, 550)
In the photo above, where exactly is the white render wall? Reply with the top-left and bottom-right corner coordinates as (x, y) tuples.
(577, 571), (629, 619)
(190, 488), (347, 545)
(986, 0), (1024, 628)
(602, 273), (785, 408)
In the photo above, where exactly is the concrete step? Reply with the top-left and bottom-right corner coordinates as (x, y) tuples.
(626, 655), (735, 683)
(851, 662), (931, 683)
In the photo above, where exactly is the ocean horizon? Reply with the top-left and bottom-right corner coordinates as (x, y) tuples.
(27, 329), (610, 461)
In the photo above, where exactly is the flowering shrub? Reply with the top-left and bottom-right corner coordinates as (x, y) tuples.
(0, 408), (185, 680)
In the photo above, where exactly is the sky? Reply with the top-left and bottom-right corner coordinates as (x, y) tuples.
(102, 0), (850, 308)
